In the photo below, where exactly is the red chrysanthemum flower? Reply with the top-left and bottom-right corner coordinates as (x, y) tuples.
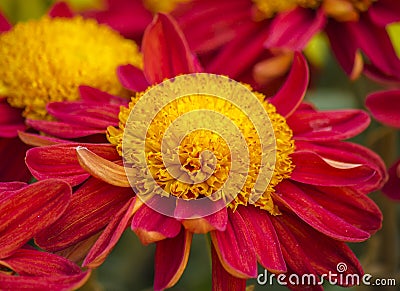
(366, 89), (400, 200)
(0, 180), (91, 290)
(25, 14), (385, 291)
(0, 7), (142, 182)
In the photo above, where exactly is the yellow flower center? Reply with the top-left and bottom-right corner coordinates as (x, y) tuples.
(253, 0), (376, 21)
(107, 77), (295, 215)
(143, 0), (191, 13)
(0, 16), (142, 120)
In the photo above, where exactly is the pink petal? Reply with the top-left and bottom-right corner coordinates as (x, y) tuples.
(175, 199), (228, 233)
(132, 203), (182, 245)
(270, 52), (309, 118)
(295, 140), (387, 192)
(290, 150), (376, 186)
(274, 181), (371, 242)
(366, 90), (400, 128)
(382, 159), (400, 200)
(0, 249), (90, 291)
(288, 109), (370, 141)
(0, 179), (71, 257)
(154, 229), (192, 291)
(142, 13), (200, 84)
(271, 212), (363, 287)
(83, 197), (137, 268)
(46, 101), (120, 129)
(48, 1), (75, 18)
(368, 0), (400, 26)
(237, 205), (286, 272)
(211, 243), (246, 291)
(0, 99), (25, 138)
(117, 64), (149, 92)
(26, 143), (119, 186)
(0, 10), (11, 32)
(211, 210), (257, 278)
(27, 119), (105, 139)
(78, 85), (128, 105)
(35, 178), (132, 252)
(264, 7), (326, 51)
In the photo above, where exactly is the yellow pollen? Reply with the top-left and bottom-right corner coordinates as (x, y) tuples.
(143, 0), (191, 13)
(0, 16), (142, 120)
(107, 85), (295, 215)
(253, 0), (376, 21)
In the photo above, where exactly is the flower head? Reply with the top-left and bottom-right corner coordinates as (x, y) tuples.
(25, 13), (385, 291)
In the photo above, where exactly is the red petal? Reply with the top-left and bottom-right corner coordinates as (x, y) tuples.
(142, 13), (200, 84)
(35, 178), (132, 252)
(270, 52), (309, 118)
(117, 64), (149, 92)
(26, 143), (119, 186)
(78, 86), (128, 105)
(0, 182), (26, 192)
(211, 210), (257, 278)
(46, 101), (120, 129)
(132, 203), (182, 245)
(265, 7), (326, 50)
(0, 138), (31, 182)
(382, 159), (400, 200)
(83, 197), (137, 268)
(271, 212), (363, 287)
(294, 141), (387, 192)
(0, 180), (71, 257)
(27, 119), (105, 139)
(211, 243), (246, 291)
(154, 229), (192, 291)
(0, 249), (89, 291)
(0, 10), (11, 32)
(274, 181), (371, 242)
(0, 99), (25, 138)
(366, 90), (400, 128)
(368, 0), (400, 26)
(48, 1), (75, 18)
(288, 109), (370, 141)
(237, 206), (286, 272)
(290, 150), (376, 186)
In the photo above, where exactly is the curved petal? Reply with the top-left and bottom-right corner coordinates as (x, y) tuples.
(0, 249), (90, 291)
(26, 143), (119, 186)
(0, 182), (26, 192)
(238, 205), (286, 272)
(76, 146), (130, 187)
(142, 13), (200, 84)
(270, 52), (309, 118)
(131, 203), (182, 245)
(290, 150), (376, 187)
(48, 1), (75, 18)
(0, 180), (71, 257)
(211, 243), (246, 291)
(83, 197), (137, 268)
(211, 210), (257, 278)
(368, 0), (400, 26)
(274, 181), (371, 242)
(18, 131), (67, 147)
(264, 7), (326, 51)
(382, 159), (400, 200)
(154, 229), (192, 291)
(288, 109), (370, 141)
(366, 90), (400, 128)
(35, 178), (132, 252)
(0, 99), (25, 138)
(117, 64), (150, 92)
(271, 212), (364, 288)
(294, 140), (387, 192)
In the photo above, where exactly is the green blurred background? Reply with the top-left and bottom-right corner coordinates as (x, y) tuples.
(1, 0), (398, 290)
